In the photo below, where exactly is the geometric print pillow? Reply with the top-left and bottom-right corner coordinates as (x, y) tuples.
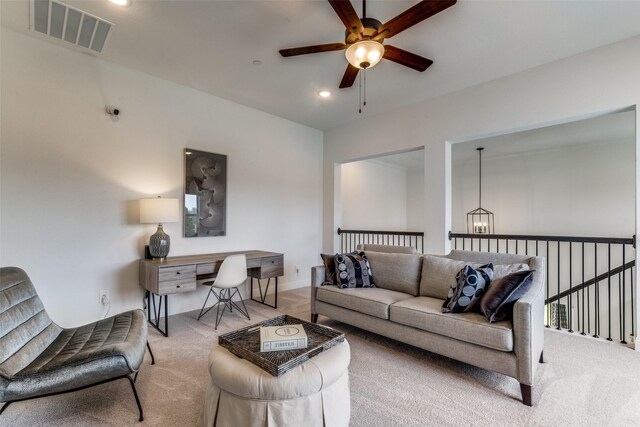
(442, 263), (494, 313)
(334, 251), (375, 289)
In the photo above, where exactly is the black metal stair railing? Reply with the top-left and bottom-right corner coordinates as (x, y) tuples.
(449, 231), (636, 345)
(337, 228), (424, 254)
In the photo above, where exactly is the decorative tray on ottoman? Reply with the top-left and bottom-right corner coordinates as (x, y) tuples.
(218, 315), (345, 376)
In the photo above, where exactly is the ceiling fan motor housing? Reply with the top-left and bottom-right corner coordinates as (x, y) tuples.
(345, 17), (382, 43)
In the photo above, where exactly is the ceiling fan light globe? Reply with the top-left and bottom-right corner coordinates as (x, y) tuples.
(345, 40), (384, 70)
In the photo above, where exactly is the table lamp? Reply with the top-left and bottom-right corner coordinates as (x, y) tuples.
(140, 196), (179, 260)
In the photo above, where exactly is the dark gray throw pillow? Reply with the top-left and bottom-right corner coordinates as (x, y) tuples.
(479, 270), (535, 323)
(320, 253), (337, 286)
(442, 263), (494, 313)
(334, 252), (375, 289)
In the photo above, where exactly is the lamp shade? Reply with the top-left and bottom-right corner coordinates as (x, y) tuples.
(345, 40), (384, 69)
(140, 197), (179, 224)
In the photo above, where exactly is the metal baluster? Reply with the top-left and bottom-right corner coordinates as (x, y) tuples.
(557, 241), (561, 330)
(621, 244), (627, 344)
(568, 242), (573, 332)
(619, 273), (624, 343)
(516, 240), (519, 254)
(631, 266), (635, 339)
(581, 242), (586, 336)
(593, 243), (600, 338)
(546, 242), (550, 328)
(607, 244), (612, 341)
(506, 240), (509, 254)
(463, 238), (466, 250)
(471, 237), (474, 251)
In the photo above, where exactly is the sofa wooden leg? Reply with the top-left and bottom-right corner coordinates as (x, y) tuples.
(539, 350), (544, 363)
(311, 313), (318, 323)
(520, 383), (532, 406)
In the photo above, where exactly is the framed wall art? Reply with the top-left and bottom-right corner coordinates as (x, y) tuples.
(184, 148), (227, 237)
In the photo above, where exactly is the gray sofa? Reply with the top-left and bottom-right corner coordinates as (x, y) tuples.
(311, 246), (545, 405)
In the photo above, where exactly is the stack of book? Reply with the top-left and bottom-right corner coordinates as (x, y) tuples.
(260, 324), (308, 352)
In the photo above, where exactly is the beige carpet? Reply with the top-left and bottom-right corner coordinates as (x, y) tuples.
(3, 287), (640, 426)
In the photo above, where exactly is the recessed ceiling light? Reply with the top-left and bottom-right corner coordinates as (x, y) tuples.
(319, 91), (331, 98)
(252, 60), (262, 66)
(109, 0), (130, 6)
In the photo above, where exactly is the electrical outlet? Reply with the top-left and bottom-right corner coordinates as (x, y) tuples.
(99, 290), (109, 305)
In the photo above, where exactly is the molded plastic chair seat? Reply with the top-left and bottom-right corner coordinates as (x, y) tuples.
(198, 254), (251, 329)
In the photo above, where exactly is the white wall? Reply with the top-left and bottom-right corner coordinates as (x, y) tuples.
(323, 35), (640, 348)
(0, 29), (323, 326)
(340, 160), (407, 230)
(452, 139), (636, 237)
(406, 166), (424, 231)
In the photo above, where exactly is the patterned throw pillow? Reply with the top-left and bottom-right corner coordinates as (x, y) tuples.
(478, 270), (535, 322)
(320, 253), (337, 286)
(442, 263), (494, 313)
(334, 252), (375, 289)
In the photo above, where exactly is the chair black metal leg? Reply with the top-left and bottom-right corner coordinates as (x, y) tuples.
(198, 287), (215, 320)
(214, 289), (231, 330)
(0, 402), (11, 415)
(229, 288), (250, 320)
(147, 341), (155, 365)
(126, 375), (144, 422)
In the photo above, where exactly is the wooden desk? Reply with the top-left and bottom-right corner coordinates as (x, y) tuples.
(139, 250), (284, 336)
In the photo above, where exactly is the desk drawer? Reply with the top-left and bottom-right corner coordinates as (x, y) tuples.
(259, 256), (284, 278)
(158, 279), (196, 294)
(159, 265), (196, 281)
(196, 262), (218, 276)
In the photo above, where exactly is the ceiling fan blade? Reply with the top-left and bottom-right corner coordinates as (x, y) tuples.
(328, 0), (364, 35)
(279, 43), (347, 57)
(378, 0), (456, 39)
(383, 45), (433, 72)
(339, 64), (359, 88)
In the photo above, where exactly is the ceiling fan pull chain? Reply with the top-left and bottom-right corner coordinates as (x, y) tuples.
(363, 69), (367, 107)
(358, 72), (362, 114)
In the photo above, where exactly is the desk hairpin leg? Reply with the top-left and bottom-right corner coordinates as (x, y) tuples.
(250, 277), (278, 309)
(145, 291), (169, 337)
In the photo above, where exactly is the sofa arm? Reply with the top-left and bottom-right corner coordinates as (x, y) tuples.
(512, 256), (546, 386)
(310, 265), (325, 315)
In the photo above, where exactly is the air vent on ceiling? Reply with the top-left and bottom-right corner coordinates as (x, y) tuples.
(30, 0), (114, 54)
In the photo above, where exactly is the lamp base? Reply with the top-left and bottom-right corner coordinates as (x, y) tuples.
(149, 224), (170, 260)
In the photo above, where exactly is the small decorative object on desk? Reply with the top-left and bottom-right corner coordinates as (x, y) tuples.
(260, 324), (308, 352)
(219, 315), (344, 376)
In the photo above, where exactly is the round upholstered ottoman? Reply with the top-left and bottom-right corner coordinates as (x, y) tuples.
(200, 340), (351, 427)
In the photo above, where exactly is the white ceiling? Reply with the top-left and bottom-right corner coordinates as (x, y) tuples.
(3, 0), (640, 130)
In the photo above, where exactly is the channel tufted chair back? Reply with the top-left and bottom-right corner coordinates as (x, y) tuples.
(0, 267), (62, 379)
(0, 267), (153, 422)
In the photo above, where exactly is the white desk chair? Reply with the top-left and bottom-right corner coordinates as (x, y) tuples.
(197, 254), (251, 329)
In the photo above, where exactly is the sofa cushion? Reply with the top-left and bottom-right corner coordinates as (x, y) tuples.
(419, 256), (469, 299)
(442, 263), (493, 313)
(365, 251), (423, 296)
(334, 252), (375, 288)
(493, 263), (530, 280)
(316, 286), (414, 320)
(390, 297), (514, 352)
(358, 244), (417, 254)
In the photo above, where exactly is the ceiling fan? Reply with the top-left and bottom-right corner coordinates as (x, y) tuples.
(279, 0), (457, 89)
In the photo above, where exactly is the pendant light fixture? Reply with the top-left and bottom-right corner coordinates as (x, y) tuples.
(466, 147), (494, 234)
